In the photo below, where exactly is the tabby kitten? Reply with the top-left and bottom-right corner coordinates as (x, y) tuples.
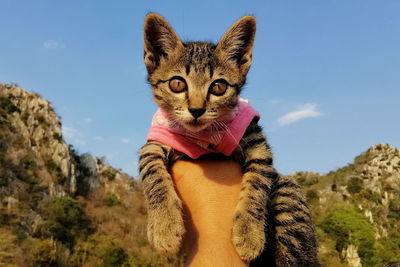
(139, 13), (319, 266)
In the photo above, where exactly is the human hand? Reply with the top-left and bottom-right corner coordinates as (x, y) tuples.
(171, 158), (248, 267)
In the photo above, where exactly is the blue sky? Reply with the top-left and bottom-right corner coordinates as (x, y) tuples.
(1, 1), (399, 176)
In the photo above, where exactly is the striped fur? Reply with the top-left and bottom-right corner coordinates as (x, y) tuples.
(251, 176), (320, 266)
(139, 141), (185, 254)
(140, 13), (319, 265)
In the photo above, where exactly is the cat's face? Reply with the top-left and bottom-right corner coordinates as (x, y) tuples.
(143, 14), (256, 132)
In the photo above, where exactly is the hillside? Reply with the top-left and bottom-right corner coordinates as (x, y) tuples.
(293, 144), (400, 267)
(0, 83), (399, 267)
(0, 84), (178, 266)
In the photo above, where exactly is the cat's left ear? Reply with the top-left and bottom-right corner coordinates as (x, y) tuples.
(215, 16), (256, 74)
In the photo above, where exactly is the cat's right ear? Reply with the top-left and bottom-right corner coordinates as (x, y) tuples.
(143, 13), (183, 73)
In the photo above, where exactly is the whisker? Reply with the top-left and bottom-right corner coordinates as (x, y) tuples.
(215, 120), (245, 158)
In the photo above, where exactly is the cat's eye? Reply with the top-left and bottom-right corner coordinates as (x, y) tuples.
(169, 77), (187, 93)
(209, 80), (228, 96)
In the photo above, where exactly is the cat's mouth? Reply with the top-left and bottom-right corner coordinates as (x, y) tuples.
(182, 119), (210, 132)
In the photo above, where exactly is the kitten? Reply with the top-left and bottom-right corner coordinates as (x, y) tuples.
(139, 13), (319, 266)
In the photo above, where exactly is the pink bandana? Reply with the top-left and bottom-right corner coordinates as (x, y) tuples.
(147, 98), (260, 159)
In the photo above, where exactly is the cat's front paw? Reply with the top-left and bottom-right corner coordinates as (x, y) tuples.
(147, 197), (185, 254)
(232, 209), (265, 261)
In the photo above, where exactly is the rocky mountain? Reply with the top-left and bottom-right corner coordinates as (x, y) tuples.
(292, 144), (400, 267)
(0, 84), (178, 266)
(0, 83), (398, 267)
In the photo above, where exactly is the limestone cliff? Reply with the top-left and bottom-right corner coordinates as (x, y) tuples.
(0, 84), (176, 266)
(293, 144), (400, 267)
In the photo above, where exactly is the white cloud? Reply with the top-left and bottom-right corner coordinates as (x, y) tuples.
(102, 152), (120, 162)
(43, 41), (65, 49)
(82, 117), (92, 124)
(121, 138), (131, 144)
(278, 104), (324, 126)
(94, 136), (104, 141)
(269, 99), (281, 104)
(62, 126), (78, 139)
(62, 126), (85, 144)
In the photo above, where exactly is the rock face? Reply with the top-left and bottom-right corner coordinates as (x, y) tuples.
(1, 84), (77, 196)
(0, 84), (134, 197)
(342, 245), (362, 267)
(0, 84), (174, 266)
(75, 153), (101, 195)
(293, 144), (400, 267)
(363, 144), (400, 178)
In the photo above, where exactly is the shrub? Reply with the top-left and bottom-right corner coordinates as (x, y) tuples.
(45, 159), (66, 184)
(29, 239), (57, 267)
(36, 115), (48, 127)
(320, 204), (376, 266)
(70, 235), (128, 267)
(37, 221), (70, 244)
(20, 111), (29, 124)
(17, 172), (39, 192)
(20, 154), (37, 170)
(374, 230), (400, 265)
(0, 228), (19, 266)
(306, 189), (319, 203)
(45, 160), (61, 174)
(45, 196), (87, 227)
(0, 175), (8, 187)
(52, 133), (62, 142)
(102, 169), (117, 181)
(360, 190), (382, 204)
(294, 172), (319, 187)
(347, 176), (363, 194)
(388, 198), (400, 220)
(331, 183), (337, 192)
(100, 246), (128, 267)
(42, 196), (89, 245)
(0, 96), (19, 114)
(104, 194), (121, 207)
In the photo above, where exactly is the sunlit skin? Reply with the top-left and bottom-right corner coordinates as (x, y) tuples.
(171, 159), (248, 267)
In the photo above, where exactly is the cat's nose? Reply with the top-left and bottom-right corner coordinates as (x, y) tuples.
(189, 108), (206, 119)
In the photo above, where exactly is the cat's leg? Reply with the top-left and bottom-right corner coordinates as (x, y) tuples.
(139, 141), (185, 254)
(268, 176), (319, 267)
(232, 122), (278, 261)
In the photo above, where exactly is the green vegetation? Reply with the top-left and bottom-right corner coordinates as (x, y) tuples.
(320, 204), (376, 266)
(102, 169), (117, 181)
(29, 239), (57, 267)
(293, 172), (319, 186)
(20, 111), (29, 125)
(37, 221), (69, 242)
(37, 115), (49, 127)
(53, 132), (62, 142)
(70, 235), (128, 267)
(44, 196), (88, 230)
(41, 196), (89, 245)
(0, 95), (19, 114)
(104, 194), (121, 207)
(388, 198), (400, 220)
(359, 190), (382, 204)
(45, 159), (67, 183)
(374, 230), (400, 265)
(306, 189), (319, 203)
(101, 246), (128, 266)
(347, 176), (363, 194)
